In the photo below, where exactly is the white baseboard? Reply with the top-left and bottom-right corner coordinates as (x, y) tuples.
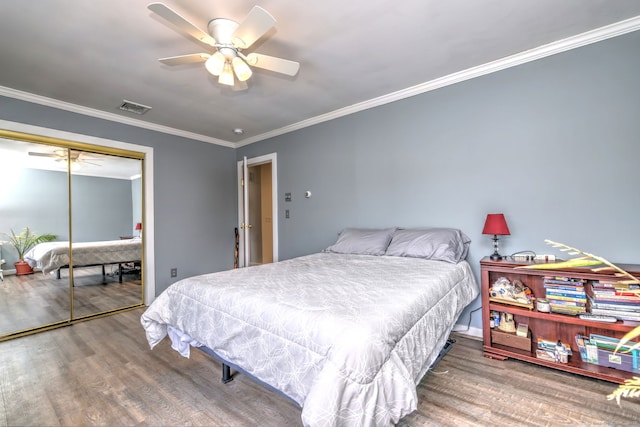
(452, 324), (482, 339)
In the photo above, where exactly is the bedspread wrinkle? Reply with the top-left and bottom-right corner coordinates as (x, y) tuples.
(141, 253), (479, 427)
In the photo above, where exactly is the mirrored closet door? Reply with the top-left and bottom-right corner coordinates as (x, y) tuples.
(0, 139), (71, 336)
(70, 149), (143, 318)
(0, 132), (145, 340)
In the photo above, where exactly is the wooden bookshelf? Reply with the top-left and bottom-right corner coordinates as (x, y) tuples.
(480, 257), (640, 384)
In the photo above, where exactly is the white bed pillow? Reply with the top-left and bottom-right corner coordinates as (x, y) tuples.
(385, 228), (471, 263)
(324, 227), (397, 256)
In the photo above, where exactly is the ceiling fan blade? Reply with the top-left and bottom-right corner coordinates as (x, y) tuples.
(148, 2), (216, 46)
(28, 152), (58, 158)
(232, 6), (276, 49)
(159, 53), (210, 66)
(245, 53), (300, 76)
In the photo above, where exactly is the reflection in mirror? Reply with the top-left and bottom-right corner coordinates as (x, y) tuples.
(69, 150), (143, 318)
(0, 139), (71, 336)
(0, 137), (144, 340)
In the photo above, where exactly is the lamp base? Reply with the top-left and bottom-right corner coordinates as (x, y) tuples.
(490, 234), (503, 261)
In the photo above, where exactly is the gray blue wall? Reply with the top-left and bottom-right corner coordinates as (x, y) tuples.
(238, 30), (640, 331)
(0, 99), (237, 294)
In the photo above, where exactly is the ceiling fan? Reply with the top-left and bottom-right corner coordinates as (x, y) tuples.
(148, 2), (300, 90)
(28, 150), (102, 166)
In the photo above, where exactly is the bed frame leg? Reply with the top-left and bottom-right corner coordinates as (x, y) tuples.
(222, 363), (233, 384)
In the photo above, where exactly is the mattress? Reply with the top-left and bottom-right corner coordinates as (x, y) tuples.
(24, 239), (142, 274)
(141, 252), (479, 426)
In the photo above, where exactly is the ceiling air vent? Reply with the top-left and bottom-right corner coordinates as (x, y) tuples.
(119, 100), (152, 115)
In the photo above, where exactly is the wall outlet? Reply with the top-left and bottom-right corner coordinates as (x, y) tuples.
(170, 268), (177, 278)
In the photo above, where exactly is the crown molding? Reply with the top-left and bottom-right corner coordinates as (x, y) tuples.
(0, 86), (235, 148)
(2, 15), (639, 149)
(236, 16), (640, 147)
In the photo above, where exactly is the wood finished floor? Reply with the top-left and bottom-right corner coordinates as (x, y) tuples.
(1, 308), (639, 426)
(0, 266), (142, 337)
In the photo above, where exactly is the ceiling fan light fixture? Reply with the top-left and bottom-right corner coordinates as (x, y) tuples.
(232, 57), (252, 82)
(149, 3), (300, 88)
(205, 51), (226, 76)
(244, 53), (258, 66)
(219, 62), (235, 86)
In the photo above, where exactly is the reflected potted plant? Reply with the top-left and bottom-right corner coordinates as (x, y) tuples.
(2, 227), (56, 275)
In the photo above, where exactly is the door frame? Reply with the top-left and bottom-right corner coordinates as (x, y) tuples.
(236, 153), (278, 267)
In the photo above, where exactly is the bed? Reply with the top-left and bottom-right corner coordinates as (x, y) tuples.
(24, 238), (142, 282)
(140, 227), (479, 426)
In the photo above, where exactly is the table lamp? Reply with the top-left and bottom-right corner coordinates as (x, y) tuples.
(482, 213), (510, 260)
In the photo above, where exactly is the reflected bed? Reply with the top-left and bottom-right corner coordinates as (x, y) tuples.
(25, 239), (141, 282)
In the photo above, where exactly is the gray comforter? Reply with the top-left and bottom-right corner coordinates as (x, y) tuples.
(141, 252), (479, 426)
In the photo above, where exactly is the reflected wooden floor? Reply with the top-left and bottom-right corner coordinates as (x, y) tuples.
(0, 266), (142, 337)
(0, 308), (638, 426)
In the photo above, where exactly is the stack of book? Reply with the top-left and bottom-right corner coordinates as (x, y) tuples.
(589, 280), (640, 321)
(543, 276), (587, 315)
(536, 337), (572, 363)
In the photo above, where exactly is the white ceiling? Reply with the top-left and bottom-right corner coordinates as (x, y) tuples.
(1, 0), (640, 148)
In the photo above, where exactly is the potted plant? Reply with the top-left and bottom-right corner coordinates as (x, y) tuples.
(2, 227), (56, 275)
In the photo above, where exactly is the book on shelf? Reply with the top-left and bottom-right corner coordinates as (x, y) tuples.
(591, 295), (640, 304)
(591, 282), (640, 298)
(545, 288), (587, 296)
(588, 295), (640, 311)
(590, 302), (640, 312)
(592, 292), (640, 299)
(547, 299), (587, 306)
(590, 308), (640, 322)
(591, 286), (640, 296)
(545, 294), (587, 303)
(594, 281), (639, 290)
(543, 278), (585, 287)
(551, 305), (586, 315)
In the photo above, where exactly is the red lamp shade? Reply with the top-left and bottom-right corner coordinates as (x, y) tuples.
(135, 222), (142, 231)
(482, 213), (510, 261)
(482, 214), (510, 236)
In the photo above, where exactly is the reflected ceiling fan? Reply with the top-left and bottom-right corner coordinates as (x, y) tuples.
(148, 2), (300, 90)
(28, 150), (102, 166)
